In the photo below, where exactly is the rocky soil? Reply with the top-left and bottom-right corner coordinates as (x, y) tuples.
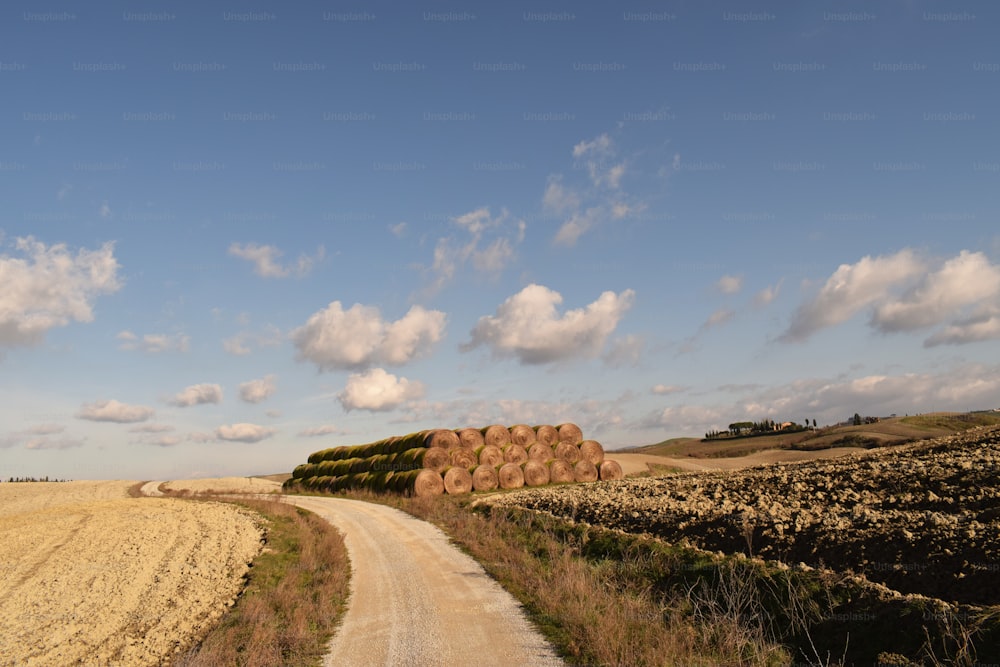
(484, 425), (1000, 606)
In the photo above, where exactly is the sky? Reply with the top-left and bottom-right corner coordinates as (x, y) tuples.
(2, 0), (999, 481)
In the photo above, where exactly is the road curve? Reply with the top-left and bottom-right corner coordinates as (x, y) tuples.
(288, 496), (564, 667)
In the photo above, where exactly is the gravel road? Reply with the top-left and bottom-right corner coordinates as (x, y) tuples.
(289, 496), (564, 667)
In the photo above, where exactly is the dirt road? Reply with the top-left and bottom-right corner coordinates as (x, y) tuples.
(289, 496), (564, 667)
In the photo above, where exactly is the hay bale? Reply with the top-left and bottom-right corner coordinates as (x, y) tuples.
(443, 466), (473, 495)
(502, 443), (528, 465)
(425, 429), (462, 450)
(477, 444), (504, 467)
(449, 448), (478, 469)
(497, 462), (525, 489)
(413, 469), (445, 497)
(557, 423), (583, 443)
(456, 427), (485, 449)
(509, 424), (535, 446)
(481, 424), (511, 448)
(599, 459), (624, 481)
(534, 424), (559, 446)
(573, 460), (599, 483)
(554, 441), (581, 464)
(579, 440), (605, 466)
(549, 459), (575, 484)
(471, 465), (498, 492)
(422, 447), (450, 473)
(522, 460), (551, 487)
(527, 442), (555, 462)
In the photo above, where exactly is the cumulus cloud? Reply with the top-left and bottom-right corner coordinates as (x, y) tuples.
(298, 424), (343, 437)
(715, 274), (743, 294)
(426, 207), (525, 294)
(118, 330), (190, 354)
(782, 249), (1000, 345)
(338, 368), (425, 412)
(780, 249), (925, 342)
(215, 423), (276, 443)
(222, 324), (283, 357)
(462, 284), (636, 365)
(228, 242), (324, 278)
(871, 251), (1000, 333)
(239, 375), (276, 404)
(128, 423), (174, 433)
(0, 237), (121, 348)
(291, 302), (446, 372)
(168, 383), (223, 407)
(77, 399), (154, 423)
(389, 222), (408, 238)
(1, 424), (73, 450)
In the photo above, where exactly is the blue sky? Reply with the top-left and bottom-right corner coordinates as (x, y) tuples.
(2, 0), (999, 480)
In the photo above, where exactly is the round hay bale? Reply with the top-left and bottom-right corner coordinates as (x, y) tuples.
(413, 469), (444, 497)
(549, 459), (575, 484)
(573, 460), (599, 483)
(443, 466), (473, 495)
(599, 459), (624, 481)
(509, 424), (535, 446)
(554, 441), (581, 464)
(422, 447), (450, 473)
(425, 429), (461, 450)
(449, 448), (478, 469)
(292, 463), (311, 480)
(481, 424), (511, 448)
(497, 462), (525, 489)
(522, 460), (551, 487)
(471, 465), (498, 492)
(527, 442), (555, 462)
(456, 427), (485, 449)
(579, 440), (605, 466)
(478, 444), (504, 467)
(557, 423), (583, 443)
(534, 424), (559, 446)
(502, 443), (528, 465)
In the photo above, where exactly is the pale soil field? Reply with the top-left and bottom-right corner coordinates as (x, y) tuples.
(162, 477), (282, 494)
(0, 481), (264, 667)
(611, 446), (866, 475)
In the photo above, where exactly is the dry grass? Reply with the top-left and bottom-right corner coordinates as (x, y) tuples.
(173, 498), (349, 667)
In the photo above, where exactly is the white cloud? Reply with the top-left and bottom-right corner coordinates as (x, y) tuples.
(754, 280), (783, 307)
(118, 330), (190, 354)
(925, 306), (1000, 347)
(239, 375), (276, 404)
(128, 423), (174, 434)
(871, 251), (1000, 333)
(715, 274), (743, 294)
(228, 242), (324, 278)
(389, 222), (408, 238)
(26, 424), (65, 435)
(215, 423), (276, 443)
(462, 284), (636, 365)
(542, 176), (581, 215)
(222, 324), (283, 357)
(554, 207), (602, 247)
(573, 133), (613, 159)
(0, 237), (121, 348)
(338, 368), (425, 412)
(168, 383), (223, 407)
(652, 384), (687, 395)
(426, 207), (525, 294)
(291, 302), (446, 372)
(99, 201), (111, 218)
(25, 437), (85, 450)
(223, 337), (251, 356)
(704, 308), (735, 329)
(77, 399), (154, 423)
(298, 424), (342, 437)
(781, 249), (925, 342)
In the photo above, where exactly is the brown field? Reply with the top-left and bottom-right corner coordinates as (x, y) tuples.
(0, 481), (264, 666)
(162, 477), (282, 495)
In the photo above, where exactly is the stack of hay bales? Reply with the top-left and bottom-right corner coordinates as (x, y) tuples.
(283, 423), (624, 497)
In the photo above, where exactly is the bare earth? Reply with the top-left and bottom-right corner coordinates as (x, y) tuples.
(289, 496), (564, 667)
(163, 477), (282, 494)
(611, 447), (866, 475)
(0, 481), (264, 666)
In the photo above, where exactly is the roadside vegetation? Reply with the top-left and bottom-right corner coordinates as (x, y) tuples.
(169, 497), (350, 667)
